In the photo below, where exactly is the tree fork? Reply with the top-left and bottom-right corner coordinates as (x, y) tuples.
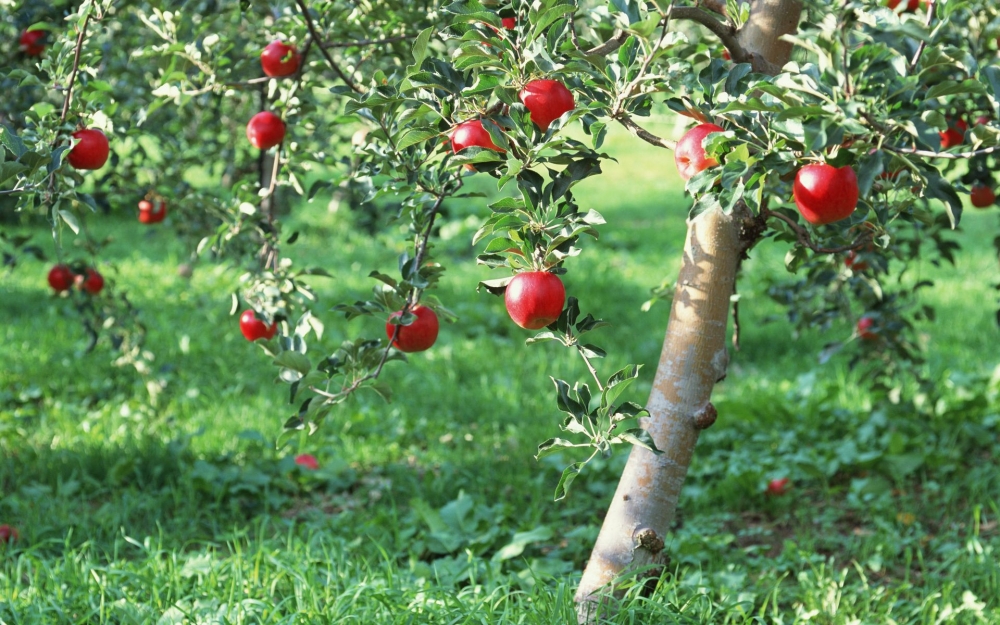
(574, 1), (803, 620)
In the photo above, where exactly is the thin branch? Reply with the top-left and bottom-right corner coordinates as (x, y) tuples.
(614, 113), (676, 151)
(294, 0), (362, 93)
(584, 30), (628, 56)
(576, 343), (605, 392)
(908, 0), (935, 72)
(321, 35), (414, 48)
(0, 185), (38, 196)
(613, 14), (671, 114)
(59, 13), (92, 124)
(884, 143), (1000, 160)
(764, 208), (873, 254)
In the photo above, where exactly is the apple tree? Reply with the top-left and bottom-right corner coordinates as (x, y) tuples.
(3, 0), (1000, 620)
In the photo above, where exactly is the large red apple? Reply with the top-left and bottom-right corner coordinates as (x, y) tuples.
(451, 120), (505, 154)
(940, 118), (967, 150)
(505, 271), (565, 330)
(19, 29), (45, 56)
(260, 41), (301, 78)
(67, 129), (110, 170)
(138, 198), (167, 224)
(240, 310), (277, 341)
(48, 264), (74, 292)
(674, 123), (724, 181)
(519, 79), (575, 131)
(246, 112), (286, 150)
(79, 268), (104, 295)
(971, 183), (995, 208)
(792, 164), (859, 225)
(386, 305), (439, 352)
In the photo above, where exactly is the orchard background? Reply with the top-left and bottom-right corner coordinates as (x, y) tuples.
(2, 0), (1000, 622)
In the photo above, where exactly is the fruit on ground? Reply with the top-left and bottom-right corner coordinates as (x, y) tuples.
(260, 41), (301, 77)
(675, 123), (724, 181)
(0, 525), (18, 544)
(48, 264), (75, 292)
(385, 305), (439, 352)
(451, 120), (505, 154)
(971, 183), (995, 208)
(177, 263), (194, 279)
(505, 271), (566, 330)
(295, 454), (319, 470)
(792, 164), (859, 225)
(939, 118), (967, 149)
(138, 198), (167, 224)
(766, 478), (790, 496)
(79, 268), (104, 294)
(857, 316), (877, 341)
(240, 310), (278, 341)
(844, 250), (869, 271)
(67, 129), (110, 170)
(19, 29), (45, 56)
(519, 79), (575, 131)
(246, 112), (286, 150)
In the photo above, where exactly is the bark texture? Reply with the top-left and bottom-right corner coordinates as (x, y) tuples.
(574, 1), (804, 620)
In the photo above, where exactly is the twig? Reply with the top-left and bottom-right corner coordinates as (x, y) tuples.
(614, 113), (676, 151)
(0, 185), (38, 196)
(584, 31), (628, 56)
(763, 207), (873, 254)
(294, 0), (362, 93)
(613, 14), (671, 114)
(321, 35), (414, 48)
(576, 343), (605, 392)
(908, 0), (935, 72)
(883, 144), (1000, 160)
(59, 13), (92, 124)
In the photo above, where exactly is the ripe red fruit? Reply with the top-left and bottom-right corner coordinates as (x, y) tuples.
(246, 111), (286, 150)
(722, 49), (731, 61)
(766, 478), (790, 496)
(857, 316), (877, 341)
(844, 250), (869, 271)
(260, 41), (301, 78)
(519, 79), (575, 131)
(888, 0), (922, 10)
(48, 264), (75, 292)
(674, 123), (724, 181)
(939, 118), (967, 150)
(79, 268), (104, 294)
(138, 198), (167, 224)
(505, 271), (566, 330)
(971, 183), (995, 208)
(792, 164), (859, 225)
(386, 305), (440, 353)
(295, 453), (319, 470)
(451, 120), (505, 154)
(240, 310), (278, 341)
(19, 29), (45, 56)
(67, 129), (110, 170)
(975, 115), (991, 127)
(0, 524), (19, 544)
(501, 17), (517, 29)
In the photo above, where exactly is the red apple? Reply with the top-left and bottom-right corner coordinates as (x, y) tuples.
(240, 310), (278, 341)
(260, 40), (301, 77)
(48, 264), (75, 292)
(0, 524), (19, 544)
(722, 49), (731, 61)
(451, 120), (505, 154)
(766, 478), (790, 496)
(792, 164), (859, 225)
(385, 305), (439, 352)
(138, 198), (167, 224)
(19, 29), (45, 56)
(67, 129), (109, 170)
(940, 118), (967, 150)
(674, 123), (724, 181)
(888, 0), (923, 10)
(519, 79), (575, 131)
(971, 183), (995, 208)
(295, 453), (319, 470)
(502, 17), (517, 29)
(975, 115), (991, 127)
(844, 250), (869, 271)
(246, 111), (286, 150)
(505, 271), (565, 330)
(857, 316), (877, 341)
(79, 268), (104, 295)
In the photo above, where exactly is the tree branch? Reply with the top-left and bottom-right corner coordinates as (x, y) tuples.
(321, 35), (414, 49)
(294, 0), (362, 93)
(583, 30), (628, 56)
(908, 0), (935, 72)
(59, 13), (92, 124)
(763, 208), (873, 254)
(697, 0), (728, 15)
(613, 113), (676, 151)
(884, 144), (1000, 160)
(671, 7), (749, 65)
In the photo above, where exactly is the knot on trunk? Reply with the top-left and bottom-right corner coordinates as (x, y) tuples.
(693, 402), (718, 430)
(632, 527), (664, 555)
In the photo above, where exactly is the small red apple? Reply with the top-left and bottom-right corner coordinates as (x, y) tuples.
(67, 128), (110, 170)
(386, 305), (439, 352)
(939, 118), (967, 150)
(975, 115), (991, 127)
(504, 271), (565, 330)
(138, 198), (167, 224)
(519, 79), (575, 131)
(722, 49), (731, 61)
(295, 453), (319, 470)
(0, 524), (19, 544)
(674, 123), (724, 181)
(260, 40), (301, 78)
(844, 250), (869, 271)
(240, 310), (277, 341)
(19, 29), (45, 56)
(792, 164), (859, 225)
(79, 268), (104, 295)
(971, 183), (995, 208)
(48, 264), (75, 292)
(502, 17), (517, 29)
(766, 478), (790, 496)
(246, 111), (286, 150)
(857, 316), (877, 341)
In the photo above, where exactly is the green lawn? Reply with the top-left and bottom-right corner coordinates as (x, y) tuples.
(1, 123), (999, 623)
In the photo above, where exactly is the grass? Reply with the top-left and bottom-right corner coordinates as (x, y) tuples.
(1, 122), (999, 623)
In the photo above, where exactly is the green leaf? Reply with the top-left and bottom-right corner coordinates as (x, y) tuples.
(409, 26), (435, 73)
(274, 351), (312, 376)
(553, 462), (584, 501)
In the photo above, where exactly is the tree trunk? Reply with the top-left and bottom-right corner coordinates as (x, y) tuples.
(574, 1), (803, 620)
